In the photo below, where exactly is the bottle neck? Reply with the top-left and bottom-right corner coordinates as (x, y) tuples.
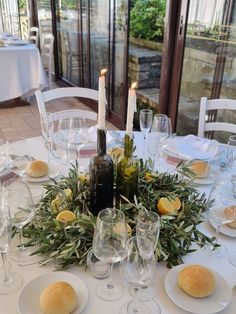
(124, 134), (133, 158)
(97, 129), (106, 155)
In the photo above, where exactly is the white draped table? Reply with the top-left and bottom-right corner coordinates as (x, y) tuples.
(1, 135), (236, 314)
(0, 44), (47, 102)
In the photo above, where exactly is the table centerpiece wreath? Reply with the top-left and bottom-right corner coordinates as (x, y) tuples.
(23, 162), (216, 269)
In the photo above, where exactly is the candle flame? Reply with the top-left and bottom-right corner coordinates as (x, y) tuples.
(131, 82), (137, 89)
(101, 69), (107, 76)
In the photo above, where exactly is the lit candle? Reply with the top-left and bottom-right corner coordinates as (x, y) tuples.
(126, 82), (137, 137)
(98, 69), (107, 130)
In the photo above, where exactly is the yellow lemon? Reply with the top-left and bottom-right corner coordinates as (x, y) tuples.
(157, 197), (175, 215)
(144, 172), (153, 182)
(170, 196), (181, 211)
(56, 210), (76, 223)
(51, 196), (69, 213)
(78, 174), (89, 184)
(57, 188), (73, 201)
(113, 223), (132, 235)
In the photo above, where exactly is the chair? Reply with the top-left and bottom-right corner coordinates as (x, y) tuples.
(41, 33), (54, 89)
(28, 26), (39, 47)
(35, 87), (99, 138)
(197, 97), (236, 138)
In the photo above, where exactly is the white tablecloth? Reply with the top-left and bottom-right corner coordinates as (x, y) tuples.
(1, 135), (236, 314)
(0, 44), (47, 102)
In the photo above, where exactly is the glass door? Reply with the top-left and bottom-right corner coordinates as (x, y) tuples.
(176, 0), (236, 142)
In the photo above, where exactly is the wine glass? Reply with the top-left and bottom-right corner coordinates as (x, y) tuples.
(148, 114), (170, 171)
(0, 131), (7, 173)
(7, 136), (31, 178)
(0, 204), (22, 294)
(205, 178), (236, 258)
(139, 109), (153, 160)
(120, 236), (158, 314)
(92, 208), (128, 301)
(133, 210), (161, 301)
(40, 112), (54, 163)
(57, 117), (83, 163)
(2, 178), (36, 265)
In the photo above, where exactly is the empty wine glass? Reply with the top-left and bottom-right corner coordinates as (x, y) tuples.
(40, 112), (54, 163)
(0, 205), (22, 294)
(139, 109), (153, 160)
(205, 179), (236, 258)
(57, 117), (84, 163)
(133, 210), (161, 301)
(8, 136), (31, 178)
(0, 131), (7, 174)
(148, 114), (170, 171)
(120, 236), (157, 314)
(92, 208), (128, 301)
(2, 178), (36, 265)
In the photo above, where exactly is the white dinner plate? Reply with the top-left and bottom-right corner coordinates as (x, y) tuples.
(164, 264), (231, 314)
(209, 216), (236, 238)
(22, 164), (60, 183)
(18, 271), (88, 314)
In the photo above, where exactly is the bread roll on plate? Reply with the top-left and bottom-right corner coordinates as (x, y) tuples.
(189, 160), (209, 179)
(178, 264), (216, 298)
(40, 281), (78, 314)
(26, 160), (49, 178)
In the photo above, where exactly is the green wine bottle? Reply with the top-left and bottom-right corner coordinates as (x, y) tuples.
(116, 134), (139, 207)
(89, 129), (114, 215)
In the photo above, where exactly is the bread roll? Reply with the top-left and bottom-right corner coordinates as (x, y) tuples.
(40, 281), (77, 314)
(178, 264), (216, 298)
(189, 160), (209, 179)
(26, 160), (49, 178)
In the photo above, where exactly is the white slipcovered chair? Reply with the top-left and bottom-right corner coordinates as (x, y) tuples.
(41, 33), (54, 89)
(197, 97), (236, 138)
(28, 26), (39, 47)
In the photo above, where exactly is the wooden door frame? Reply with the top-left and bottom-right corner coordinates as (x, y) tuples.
(159, 0), (189, 132)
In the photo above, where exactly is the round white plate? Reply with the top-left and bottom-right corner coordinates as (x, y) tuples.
(18, 271), (88, 314)
(164, 264), (231, 314)
(23, 164), (60, 183)
(209, 216), (236, 238)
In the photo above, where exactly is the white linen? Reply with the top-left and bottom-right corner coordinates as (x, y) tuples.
(0, 135), (236, 314)
(164, 134), (219, 160)
(0, 44), (47, 102)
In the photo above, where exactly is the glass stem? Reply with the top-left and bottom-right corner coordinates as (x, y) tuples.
(215, 223), (221, 243)
(107, 263), (114, 289)
(128, 286), (140, 313)
(1, 252), (10, 283)
(19, 228), (26, 252)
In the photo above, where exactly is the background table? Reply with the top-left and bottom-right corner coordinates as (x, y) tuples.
(0, 44), (47, 102)
(0, 135), (236, 314)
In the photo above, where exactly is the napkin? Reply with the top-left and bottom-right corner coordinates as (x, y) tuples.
(77, 126), (113, 144)
(164, 135), (219, 160)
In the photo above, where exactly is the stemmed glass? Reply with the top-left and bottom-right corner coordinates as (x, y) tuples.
(139, 109), (153, 161)
(0, 131), (8, 173)
(2, 178), (36, 265)
(134, 210), (161, 302)
(205, 178), (236, 258)
(120, 236), (157, 314)
(40, 112), (54, 163)
(92, 208), (128, 301)
(7, 136), (31, 178)
(0, 205), (22, 294)
(57, 117), (82, 163)
(148, 114), (170, 171)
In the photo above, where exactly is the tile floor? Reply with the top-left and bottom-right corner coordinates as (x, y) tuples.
(0, 90), (117, 141)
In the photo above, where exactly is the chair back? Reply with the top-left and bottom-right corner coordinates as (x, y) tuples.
(35, 87), (99, 139)
(28, 26), (39, 47)
(41, 33), (54, 89)
(197, 97), (236, 138)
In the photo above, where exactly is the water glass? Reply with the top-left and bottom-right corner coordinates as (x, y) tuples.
(139, 109), (153, 161)
(92, 208), (128, 301)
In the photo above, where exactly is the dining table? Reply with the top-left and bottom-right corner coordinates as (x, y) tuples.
(1, 133), (236, 314)
(0, 36), (47, 102)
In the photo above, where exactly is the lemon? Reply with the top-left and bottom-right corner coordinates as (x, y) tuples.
(144, 172), (154, 182)
(157, 197), (175, 215)
(78, 174), (89, 184)
(56, 210), (76, 223)
(170, 197), (181, 211)
(57, 188), (73, 201)
(113, 223), (132, 235)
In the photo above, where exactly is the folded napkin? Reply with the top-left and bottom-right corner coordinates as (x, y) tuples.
(164, 135), (219, 160)
(77, 126), (113, 144)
